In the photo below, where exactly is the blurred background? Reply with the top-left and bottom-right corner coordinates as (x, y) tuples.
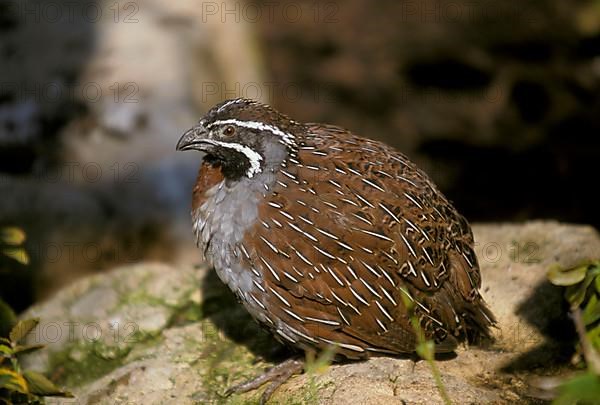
(1, 0), (599, 312)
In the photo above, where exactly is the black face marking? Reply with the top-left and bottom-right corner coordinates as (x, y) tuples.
(204, 152), (250, 181)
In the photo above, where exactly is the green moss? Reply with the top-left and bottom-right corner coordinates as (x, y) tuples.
(168, 301), (204, 327)
(187, 271), (295, 403)
(273, 350), (336, 405)
(192, 317), (333, 405)
(195, 318), (266, 404)
(48, 331), (164, 389)
(116, 290), (169, 310)
(48, 341), (130, 388)
(117, 280), (204, 332)
(278, 376), (322, 405)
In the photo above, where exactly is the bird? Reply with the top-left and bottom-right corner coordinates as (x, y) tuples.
(176, 98), (495, 403)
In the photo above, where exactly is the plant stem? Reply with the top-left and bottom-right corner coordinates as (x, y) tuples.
(571, 306), (600, 374)
(425, 356), (452, 405)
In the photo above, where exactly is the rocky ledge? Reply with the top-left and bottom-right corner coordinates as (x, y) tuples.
(21, 221), (600, 404)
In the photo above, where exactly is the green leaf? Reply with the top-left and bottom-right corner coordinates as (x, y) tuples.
(9, 319), (39, 344)
(0, 228), (26, 245)
(0, 344), (13, 357)
(582, 293), (600, 326)
(0, 372), (10, 388)
(0, 368), (28, 394)
(1, 247), (30, 265)
(565, 270), (598, 308)
(587, 323), (600, 352)
(553, 372), (600, 405)
(12, 344), (45, 356)
(589, 264), (600, 278)
(23, 370), (73, 397)
(0, 299), (16, 339)
(548, 265), (587, 286)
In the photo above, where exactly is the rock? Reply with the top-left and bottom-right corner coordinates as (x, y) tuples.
(22, 221), (600, 404)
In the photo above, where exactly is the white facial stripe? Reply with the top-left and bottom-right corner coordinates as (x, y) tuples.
(208, 119), (296, 146)
(201, 139), (263, 178)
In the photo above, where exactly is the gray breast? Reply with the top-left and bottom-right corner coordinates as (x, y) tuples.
(192, 166), (279, 321)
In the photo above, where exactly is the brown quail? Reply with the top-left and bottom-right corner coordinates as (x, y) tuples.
(177, 98), (495, 402)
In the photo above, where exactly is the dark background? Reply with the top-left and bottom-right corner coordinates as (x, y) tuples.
(1, 0), (599, 312)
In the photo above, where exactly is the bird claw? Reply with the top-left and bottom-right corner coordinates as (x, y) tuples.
(224, 358), (304, 404)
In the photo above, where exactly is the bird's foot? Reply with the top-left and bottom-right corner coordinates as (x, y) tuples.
(224, 358), (304, 404)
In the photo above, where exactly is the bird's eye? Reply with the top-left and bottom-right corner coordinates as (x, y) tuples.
(223, 126), (235, 136)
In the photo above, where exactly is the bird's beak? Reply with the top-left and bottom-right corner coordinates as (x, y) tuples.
(176, 126), (208, 151)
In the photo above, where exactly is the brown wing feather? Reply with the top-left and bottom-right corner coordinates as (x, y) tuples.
(239, 124), (493, 358)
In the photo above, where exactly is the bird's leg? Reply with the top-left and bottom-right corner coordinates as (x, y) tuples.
(224, 357), (304, 404)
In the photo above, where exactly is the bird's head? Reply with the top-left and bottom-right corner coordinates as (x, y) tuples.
(176, 98), (300, 180)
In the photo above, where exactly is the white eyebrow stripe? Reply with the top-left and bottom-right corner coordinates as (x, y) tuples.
(196, 139), (262, 178)
(216, 98), (246, 112)
(208, 119), (297, 146)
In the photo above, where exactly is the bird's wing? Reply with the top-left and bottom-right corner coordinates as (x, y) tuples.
(239, 124), (491, 357)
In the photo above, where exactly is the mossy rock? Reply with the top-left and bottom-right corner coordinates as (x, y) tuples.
(19, 222), (600, 404)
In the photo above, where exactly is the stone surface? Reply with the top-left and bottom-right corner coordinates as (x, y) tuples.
(22, 221), (600, 404)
